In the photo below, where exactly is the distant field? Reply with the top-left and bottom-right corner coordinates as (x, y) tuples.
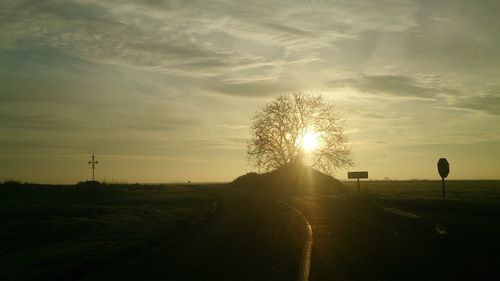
(342, 180), (500, 224)
(0, 183), (214, 281)
(342, 180), (500, 202)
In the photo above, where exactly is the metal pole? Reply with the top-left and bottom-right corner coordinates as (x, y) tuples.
(357, 178), (360, 193)
(442, 177), (445, 199)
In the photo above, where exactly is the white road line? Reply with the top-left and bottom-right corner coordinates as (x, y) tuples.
(381, 207), (421, 219)
(277, 200), (313, 281)
(209, 200), (218, 216)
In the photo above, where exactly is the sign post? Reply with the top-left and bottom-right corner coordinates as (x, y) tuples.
(348, 171), (368, 193)
(437, 158), (449, 199)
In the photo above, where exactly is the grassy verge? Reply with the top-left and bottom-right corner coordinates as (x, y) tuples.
(0, 183), (213, 281)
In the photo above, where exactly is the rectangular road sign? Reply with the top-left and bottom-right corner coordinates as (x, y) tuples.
(348, 171), (368, 179)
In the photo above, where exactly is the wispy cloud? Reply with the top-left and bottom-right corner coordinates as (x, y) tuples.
(1, 0), (500, 181)
(452, 89), (500, 116)
(328, 74), (440, 100)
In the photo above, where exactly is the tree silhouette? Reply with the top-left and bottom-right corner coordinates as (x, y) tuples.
(248, 93), (353, 176)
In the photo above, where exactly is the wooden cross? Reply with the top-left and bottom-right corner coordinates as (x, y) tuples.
(88, 154), (99, 181)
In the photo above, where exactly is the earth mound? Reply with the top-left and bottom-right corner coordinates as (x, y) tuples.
(231, 163), (347, 196)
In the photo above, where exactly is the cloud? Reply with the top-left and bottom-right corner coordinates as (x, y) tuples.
(327, 74), (451, 100)
(328, 72), (500, 117)
(120, 111), (203, 132)
(0, 0), (419, 79)
(2, 0), (500, 182)
(0, 112), (74, 131)
(1, 0), (244, 76)
(202, 78), (300, 98)
(452, 90), (500, 116)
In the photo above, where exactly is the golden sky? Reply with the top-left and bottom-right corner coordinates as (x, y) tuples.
(1, 0), (500, 183)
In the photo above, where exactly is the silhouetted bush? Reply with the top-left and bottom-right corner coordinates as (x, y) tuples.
(76, 180), (101, 187)
(2, 180), (23, 187)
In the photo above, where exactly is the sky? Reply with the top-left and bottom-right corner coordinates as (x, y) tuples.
(1, 0), (500, 183)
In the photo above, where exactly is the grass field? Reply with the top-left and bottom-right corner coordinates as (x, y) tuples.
(0, 182), (214, 281)
(342, 180), (500, 224)
(342, 180), (500, 202)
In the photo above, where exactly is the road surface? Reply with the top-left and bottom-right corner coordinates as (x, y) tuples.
(84, 186), (500, 281)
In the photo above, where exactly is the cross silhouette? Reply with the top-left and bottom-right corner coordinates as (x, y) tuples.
(88, 154), (99, 181)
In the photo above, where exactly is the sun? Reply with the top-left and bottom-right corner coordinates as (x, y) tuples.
(300, 129), (320, 152)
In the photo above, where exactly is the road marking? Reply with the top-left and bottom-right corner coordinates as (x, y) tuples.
(435, 224), (447, 235)
(209, 200), (218, 216)
(277, 200), (313, 281)
(381, 207), (421, 219)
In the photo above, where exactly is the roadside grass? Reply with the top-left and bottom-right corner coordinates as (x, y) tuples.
(0, 183), (213, 281)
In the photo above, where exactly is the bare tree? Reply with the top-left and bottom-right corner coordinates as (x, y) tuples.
(247, 93), (353, 176)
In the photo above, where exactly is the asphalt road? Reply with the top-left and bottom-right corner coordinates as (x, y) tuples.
(84, 186), (500, 281)
(292, 194), (500, 280)
(83, 187), (308, 281)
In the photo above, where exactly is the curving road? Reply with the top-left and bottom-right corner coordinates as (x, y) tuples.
(84, 185), (500, 281)
(83, 186), (310, 281)
(291, 194), (500, 280)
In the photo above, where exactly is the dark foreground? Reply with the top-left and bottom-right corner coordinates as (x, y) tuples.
(0, 183), (213, 281)
(2, 181), (500, 280)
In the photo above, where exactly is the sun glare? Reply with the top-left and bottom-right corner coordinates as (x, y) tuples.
(301, 129), (320, 152)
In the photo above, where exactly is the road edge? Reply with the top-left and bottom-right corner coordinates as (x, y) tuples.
(276, 199), (313, 281)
